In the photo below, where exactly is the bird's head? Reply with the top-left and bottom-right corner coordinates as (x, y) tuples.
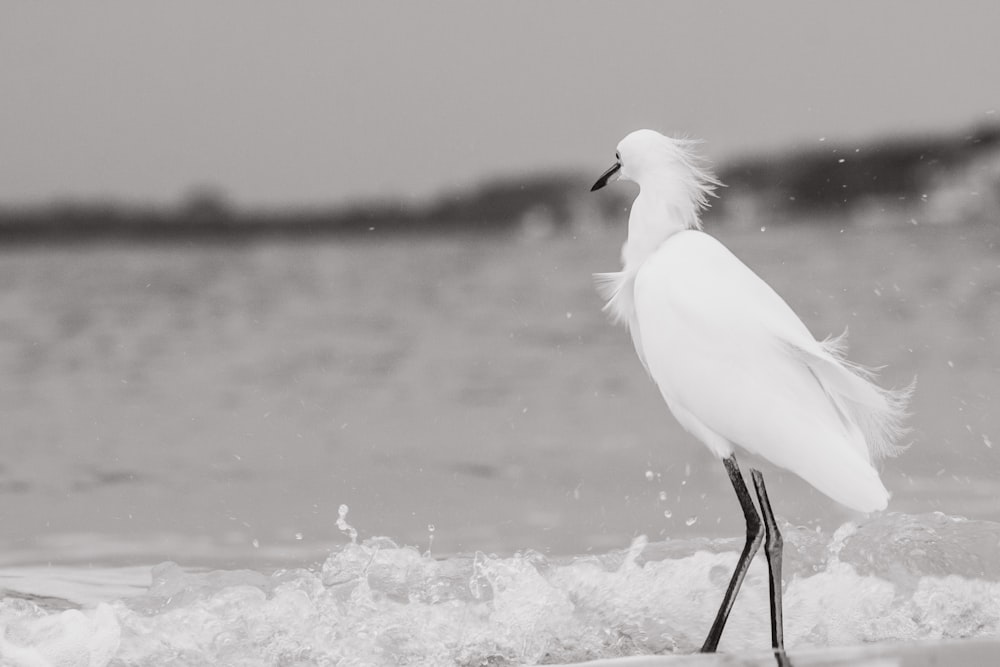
(591, 129), (721, 206)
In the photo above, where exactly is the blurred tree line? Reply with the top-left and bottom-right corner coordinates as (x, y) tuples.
(710, 122), (1000, 227)
(1, 124), (997, 242)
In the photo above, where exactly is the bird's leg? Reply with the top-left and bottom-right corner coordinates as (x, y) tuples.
(751, 469), (784, 652)
(700, 455), (763, 653)
(772, 649), (794, 667)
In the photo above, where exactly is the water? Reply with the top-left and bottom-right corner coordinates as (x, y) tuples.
(2, 512), (999, 665)
(0, 222), (998, 663)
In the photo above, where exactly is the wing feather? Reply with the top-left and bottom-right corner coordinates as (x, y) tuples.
(630, 231), (909, 511)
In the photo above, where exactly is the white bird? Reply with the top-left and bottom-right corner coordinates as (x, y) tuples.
(590, 129), (912, 654)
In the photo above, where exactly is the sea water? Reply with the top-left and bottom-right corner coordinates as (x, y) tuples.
(0, 225), (997, 557)
(0, 224), (998, 664)
(2, 511), (999, 665)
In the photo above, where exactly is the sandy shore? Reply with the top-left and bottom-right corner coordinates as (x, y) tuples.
(560, 637), (1000, 666)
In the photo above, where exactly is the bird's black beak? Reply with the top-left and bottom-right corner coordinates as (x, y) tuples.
(590, 161), (621, 191)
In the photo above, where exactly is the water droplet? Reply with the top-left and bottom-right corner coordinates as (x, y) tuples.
(644, 470), (655, 481)
(760, 226), (767, 232)
(294, 532), (303, 541)
(685, 516), (698, 527)
(426, 523), (436, 555)
(252, 539), (260, 549)
(664, 510), (672, 518)
(565, 311), (573, 319)
(658, 491), (667, 501)
(984, 434), (994, 449)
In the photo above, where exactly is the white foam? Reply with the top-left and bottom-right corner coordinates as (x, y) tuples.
(1, 513), (998, 665)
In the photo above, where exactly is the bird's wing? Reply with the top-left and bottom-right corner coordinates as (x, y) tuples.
(632, 230), (895, 511)
(784, 332), (913, 462)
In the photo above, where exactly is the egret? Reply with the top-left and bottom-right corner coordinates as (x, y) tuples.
(590, 129), (912, 653)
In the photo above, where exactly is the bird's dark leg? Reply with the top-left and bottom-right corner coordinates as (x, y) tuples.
(772, 649), (794, 667)
(751, 469), (784, 652)
(701, 455), (763, 653)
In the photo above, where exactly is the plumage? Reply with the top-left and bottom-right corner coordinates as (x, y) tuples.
(594, 130), (912, 513)
(591, 129), (913, 652)
(631, 230), (909, 512)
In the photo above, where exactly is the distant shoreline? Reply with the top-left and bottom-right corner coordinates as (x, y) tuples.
(3, 123), (997, 243)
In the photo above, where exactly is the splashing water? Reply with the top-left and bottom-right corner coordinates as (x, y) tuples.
(1, 513), (999, 666)
(336, 504), (358, 544)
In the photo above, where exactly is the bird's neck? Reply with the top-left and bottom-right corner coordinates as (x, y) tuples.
(622, 182), (702, 269)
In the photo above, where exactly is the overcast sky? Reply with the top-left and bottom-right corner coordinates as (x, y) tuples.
(2, 2), (998, 207)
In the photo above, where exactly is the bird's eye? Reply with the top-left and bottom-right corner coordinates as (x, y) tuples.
(616, 151), (621, 161)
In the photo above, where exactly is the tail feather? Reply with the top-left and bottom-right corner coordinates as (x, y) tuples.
(802, 441), (890, 512)
(789, 330), (915, 463)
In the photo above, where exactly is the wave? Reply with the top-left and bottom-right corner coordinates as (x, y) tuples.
(1, 512), (999, 666)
